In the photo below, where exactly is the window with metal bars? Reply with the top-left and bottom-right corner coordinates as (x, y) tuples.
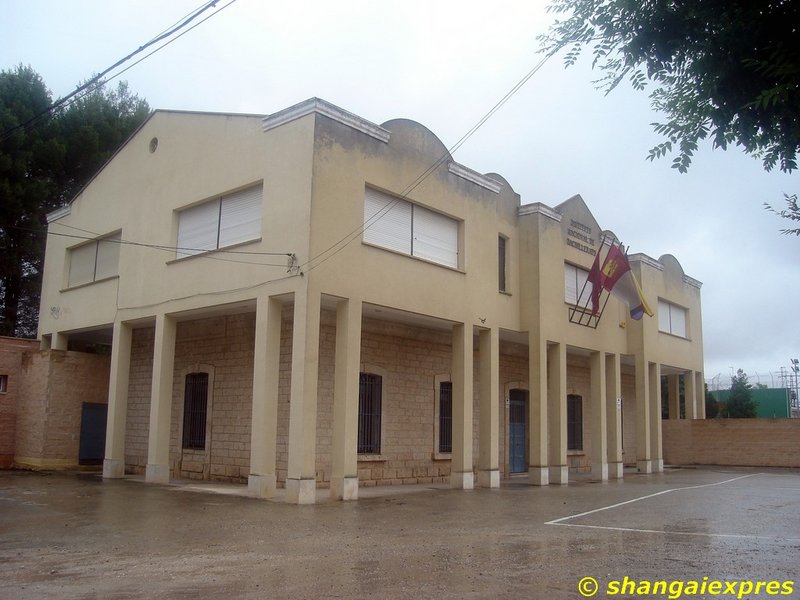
(358, 373), (382, 454)
(182, 373), (209, 450)
(567, 394), (583, 451)
(438, 381), (453, 454)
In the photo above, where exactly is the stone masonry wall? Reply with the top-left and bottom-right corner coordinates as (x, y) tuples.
(0, 337), (39, 468)
(15, 349), (109, 468)
(663, 419), (800, 468)
(121, 309), (644, 487)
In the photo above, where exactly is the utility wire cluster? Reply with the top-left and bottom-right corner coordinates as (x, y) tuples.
(0, 0), (239, 143)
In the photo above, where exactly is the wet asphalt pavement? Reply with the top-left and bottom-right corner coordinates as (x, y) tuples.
(0, 467), (798, 599)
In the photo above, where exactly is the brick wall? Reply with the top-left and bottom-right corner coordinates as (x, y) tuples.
(15, 349), (110, 468)
(663, 419), (800, 468)
(0, 337), (39, 468)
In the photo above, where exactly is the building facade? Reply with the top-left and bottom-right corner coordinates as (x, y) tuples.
(37, 98), (704, 503)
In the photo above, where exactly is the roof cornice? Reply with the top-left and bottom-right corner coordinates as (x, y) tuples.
(46, 205), (71, 223)
(263, 97), (390, 143)
(448, 162), (502, 193)
(518, 202), (562, 222)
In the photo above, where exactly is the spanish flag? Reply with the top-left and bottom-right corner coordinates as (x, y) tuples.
(589, 243), (654, 320)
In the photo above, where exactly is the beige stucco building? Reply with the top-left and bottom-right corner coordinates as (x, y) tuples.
(37, 98), (704, 503)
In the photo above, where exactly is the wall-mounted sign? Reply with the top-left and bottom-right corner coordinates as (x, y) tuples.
(566, 219), (596, 256)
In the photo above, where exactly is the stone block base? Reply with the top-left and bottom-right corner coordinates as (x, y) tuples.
(591, 462), (609, 481)
(450, 471), (474, 490)
(477, 469), (500, 488)
(528, 466), (549, 486)
(285, 478), (316, 504)
(330, 476), (359, 500)
(609, 461), (624, 479)
(549, 465), (569, 485)
(248, 473), (277, 499)
(145, 463), (169, 484)
(103, 458), (125, 479)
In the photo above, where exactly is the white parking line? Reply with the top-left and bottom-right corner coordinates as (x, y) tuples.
(545, 473), (760, 525)
(544, 473), (800, 542)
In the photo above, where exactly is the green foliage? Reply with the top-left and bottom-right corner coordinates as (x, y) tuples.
(764, 193), (800, 236)
(0, 65), (149, 337)
(539, 0), (800, 174)
(704, 383), (718, 419)
(723, 369), (757, 418)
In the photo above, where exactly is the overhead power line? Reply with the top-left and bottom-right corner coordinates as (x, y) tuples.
(301, 51), (556, 275)
(0, 0), (238, 143)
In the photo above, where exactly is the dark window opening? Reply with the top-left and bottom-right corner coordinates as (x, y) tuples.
(358, 373), (382, 454)
(498, 236), (507, 292)
(182, 373), (209, 450)
(567, 394), (583, 451)
(439, 381), (453, 453)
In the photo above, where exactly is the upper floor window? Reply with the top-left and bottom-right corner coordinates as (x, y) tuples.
(363, 187), (459, 269)
(658, 300), (688, 338)
(67, 231), (121, 288)
(564, 262), (592, 305)
(176, 183), (262, 258)
(498, 235), (508, 292)
(0, 374), (7, 393)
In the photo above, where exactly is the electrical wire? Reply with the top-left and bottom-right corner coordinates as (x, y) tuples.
(0, 0), (238, 143)
(300, 51), (555, 275)
(3, 222), (293, 268)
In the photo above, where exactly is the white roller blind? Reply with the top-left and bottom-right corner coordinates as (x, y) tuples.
(95, 232), (121, 280)
(363, 188), (412, 255)
(564, 263), (592, 305)
(68, 242), (98, 287)
(219, 184), (262, 247)
(671, 305), (687, 337)
(658, 299), (688, 337)
(413, 205), (458, 268)
(658, 300), (671, 333)
(177, 200), (219, 258)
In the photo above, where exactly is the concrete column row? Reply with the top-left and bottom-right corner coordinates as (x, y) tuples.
(100, 291), (701, 499)
(102, 290), (503, 504)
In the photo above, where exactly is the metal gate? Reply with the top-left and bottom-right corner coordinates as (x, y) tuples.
(79, 402), (108, 465)
(508, 389), (527, 473)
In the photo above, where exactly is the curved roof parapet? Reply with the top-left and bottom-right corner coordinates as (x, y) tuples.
(380, 118), (452, 163)
(659, 253), (703, 288)
(485, 172), (517, 195)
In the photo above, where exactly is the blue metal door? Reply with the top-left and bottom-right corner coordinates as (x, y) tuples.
(508, 389), (527, 473)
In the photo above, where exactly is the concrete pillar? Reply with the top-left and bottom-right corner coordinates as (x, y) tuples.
(450, 322), (474, 490)
(103, 320), (133, 479)
(248, 296), (282, 499)
(649, 362), (663, 472)
(668, 373), (680, 419)
(547, 342), (567, 485)
(477, 327), (499, 488)
(635, 354), (652, 473)
(527, 333), (548, 485)
(685, 370), (698, 420)
(331, 297), (362, 501)
(590, 351), (608, 481)
(286, 289), (321, 504)
(697, 372), (706, 419)
(146, 313), (176, 484)
(605, 353), (623, 479)
(51, 332), (68, 351)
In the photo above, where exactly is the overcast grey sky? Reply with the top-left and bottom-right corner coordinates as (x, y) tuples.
(4, 0), (798, 388)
